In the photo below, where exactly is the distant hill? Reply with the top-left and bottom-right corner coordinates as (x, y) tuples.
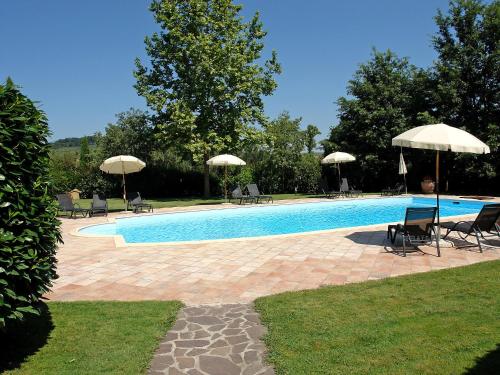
(51, 136), (97, 149)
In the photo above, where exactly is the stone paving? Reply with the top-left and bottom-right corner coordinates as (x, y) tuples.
(148, 304), (273, 375)
(46, 196), (500, 304)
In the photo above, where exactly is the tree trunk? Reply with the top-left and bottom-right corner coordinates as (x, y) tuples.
(203, 153), (210, 198)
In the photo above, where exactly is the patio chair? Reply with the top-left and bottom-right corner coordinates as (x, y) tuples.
(441, 203), (500, 252)
(56, 193), (89, 218)
(341, 178), (362, 198)
(127, 192), (153, 213)
(382, 183), (404, 196)
(246, 184), (273, 203)
(319, 179), (341, 199)
(387, 207), (439, 257)
(90, 193), (108, 217)
(229, 186), (255, 205)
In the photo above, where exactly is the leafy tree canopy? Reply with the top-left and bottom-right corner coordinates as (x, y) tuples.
(328, 49), (434, 189)
(303, 124), (321, 153)
(432, 0), (499, 183)
(134, 0), (281, 196)
(96, 108), (154, 163)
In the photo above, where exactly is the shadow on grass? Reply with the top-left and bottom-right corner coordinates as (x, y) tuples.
(464, 343), (500, 375)
(0, 303), (53, 372)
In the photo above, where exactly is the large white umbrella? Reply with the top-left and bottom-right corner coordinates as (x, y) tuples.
(100, 155), (146, 206)
(392, 123), (490, 250)
(206, 154), (246, 202)
(321, 152), (356, 189)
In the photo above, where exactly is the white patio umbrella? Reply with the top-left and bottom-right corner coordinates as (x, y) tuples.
(392, 123), (490, 248)
(206, 154), (246, 202)
(99, 155), (146, 207)
(321, 152), (356, 189)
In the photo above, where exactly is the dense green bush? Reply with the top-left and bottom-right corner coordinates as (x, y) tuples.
(295, 154), (321, 193)
(0, 79), (61, 328)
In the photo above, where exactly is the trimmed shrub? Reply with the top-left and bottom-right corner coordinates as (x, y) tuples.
(0, 79), (61, 328)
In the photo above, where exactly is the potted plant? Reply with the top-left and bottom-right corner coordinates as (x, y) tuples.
(421, 175), (435, 194)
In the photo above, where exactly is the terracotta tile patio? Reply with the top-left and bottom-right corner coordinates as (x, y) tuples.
(46, 196), (500, 305)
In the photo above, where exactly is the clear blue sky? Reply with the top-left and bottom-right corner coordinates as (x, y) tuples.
(0, 0), (451, 141)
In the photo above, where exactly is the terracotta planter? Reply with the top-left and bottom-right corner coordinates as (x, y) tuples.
(421, 180), (435, 194)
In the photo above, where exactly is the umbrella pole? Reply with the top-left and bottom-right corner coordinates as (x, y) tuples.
(224, 165), (228, 203)
(435, 150), (441, 256)
(338, 163), (341, 190)
(401, 147), (407, 195)
(122, 171), (127, 212)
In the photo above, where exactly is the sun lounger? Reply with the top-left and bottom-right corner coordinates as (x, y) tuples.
(382, 183), (404, 196)
(127, 192), (153, 213)
(56, 193), (89, 218)
(441, 203), (500, 252)
(230, 186), (255, 204)
(246, 184), (273, 203)
(320, 180), (342, 198)
(90, 193), (108, 217)
(341, 178), (362, 198)
(387, 207), (439, 257)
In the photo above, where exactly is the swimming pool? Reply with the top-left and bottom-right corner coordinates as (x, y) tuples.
(78, 197), (487, 244)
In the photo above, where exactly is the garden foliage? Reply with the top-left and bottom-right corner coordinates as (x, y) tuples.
(0, 79), (61, 328)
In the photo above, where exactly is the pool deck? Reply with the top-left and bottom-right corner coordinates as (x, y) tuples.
(46, 195), (500, 305)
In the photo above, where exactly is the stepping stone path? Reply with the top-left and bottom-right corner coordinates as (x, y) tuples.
(149, 304), (275, 375)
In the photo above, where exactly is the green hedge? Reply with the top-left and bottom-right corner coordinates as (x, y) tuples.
(0, 79), (61, 328)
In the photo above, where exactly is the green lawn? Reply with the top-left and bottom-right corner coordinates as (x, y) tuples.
(76, 193), (322, 212)
(255, 260), (500, 375)
(1, 301), (182, 375)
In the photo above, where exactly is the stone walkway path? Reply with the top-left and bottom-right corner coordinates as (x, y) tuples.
(148, 304), (274, 375)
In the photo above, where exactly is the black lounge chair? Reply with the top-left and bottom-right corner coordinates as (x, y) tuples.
(56, 193), (89, 218)
(441, 203), (500, 252)
(246, 184), (273, 203)
(320, 180), (341, 199)
(341, 178), (362, 198)
(229, 186), (255, 205)
(382, 183), (404, 196)
(387, 207), (439, 257)
(90, 193), (108, 217)
(127, 192), (153, 213)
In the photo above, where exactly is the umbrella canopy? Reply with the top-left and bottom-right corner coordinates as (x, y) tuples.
(392, 123), (490, 254)
(99, 155), (146, 208)
(392, 123), (490, 153)
(206, 154), (246, 166)
(321, 152), (356, 164)
(321, 152), (356, 190)
(206, 154), (246, 202)
(99, 155), (146, 174)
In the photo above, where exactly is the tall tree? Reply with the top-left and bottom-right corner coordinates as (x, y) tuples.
(134, 0), (281, 197)
(260, 112), (306, 192)
(303, 124), (320, 153)
(328, 50), (435, 190)
(432, 0), (499, 191)
(97, 108), (154, 163)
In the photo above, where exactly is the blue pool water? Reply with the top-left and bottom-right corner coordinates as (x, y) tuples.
(80, 197), (487, 244)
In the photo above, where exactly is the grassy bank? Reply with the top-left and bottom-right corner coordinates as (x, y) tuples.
(1, 301), (182, 375)
(256, 260), (500, 375)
